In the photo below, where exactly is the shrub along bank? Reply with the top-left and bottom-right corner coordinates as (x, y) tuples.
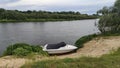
(3, 43), (48, 57)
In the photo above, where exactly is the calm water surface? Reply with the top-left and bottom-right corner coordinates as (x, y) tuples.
(0, 19), (99, 55)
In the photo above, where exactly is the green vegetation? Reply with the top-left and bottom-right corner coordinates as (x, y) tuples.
(75, 33), (120, 49)
(0, 8), (98, 22)
(76, 0), (120, 49)
(2, 0), (120, 68)
(3, 43), (48, 57)
(97, 0), (120, 34)
(21, 48), (120, 68)
(98, 14), (120, 34)
(75, 34), (98, 48)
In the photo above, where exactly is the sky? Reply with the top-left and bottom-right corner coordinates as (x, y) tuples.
(0, 0), (116, 14)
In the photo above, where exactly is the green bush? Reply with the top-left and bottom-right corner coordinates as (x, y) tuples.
(3, 43), (48, 57)
(13, 47), (31, 57)
(31, 46), (48, 56)
(75, 34), (98, 48)
(3, 43), (32, 55)
(98, 14), (120, 34)
(97, 0), (120, 34)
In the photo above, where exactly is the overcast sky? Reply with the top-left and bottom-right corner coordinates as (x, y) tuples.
(0, 0), (116, 14)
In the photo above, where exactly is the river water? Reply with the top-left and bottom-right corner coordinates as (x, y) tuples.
(0, 19), (99, 55)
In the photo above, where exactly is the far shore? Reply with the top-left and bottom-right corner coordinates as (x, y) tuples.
(0, 18), (97, 23)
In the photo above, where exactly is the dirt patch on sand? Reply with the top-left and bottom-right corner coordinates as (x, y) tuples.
(0, 36), (120, 68)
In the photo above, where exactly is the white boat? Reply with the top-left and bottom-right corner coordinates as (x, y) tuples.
(43, 42), (78, 54)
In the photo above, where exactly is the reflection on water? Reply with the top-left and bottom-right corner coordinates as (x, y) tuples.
(0, 19), (99, 55)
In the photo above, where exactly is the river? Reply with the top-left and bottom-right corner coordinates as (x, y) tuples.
(0, 19), (99, 55)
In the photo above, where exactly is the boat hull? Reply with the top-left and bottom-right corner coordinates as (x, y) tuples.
(43, 44), (78, 54)
(46, 49), (76, 54)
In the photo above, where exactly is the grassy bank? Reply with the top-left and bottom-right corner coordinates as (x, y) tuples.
(0, 19), (68, 23)
(21, 48), (120, 68)
(75, 33), (120, 49)
(21, 34), (120, 68)
(2, 34), (120, 68)
(0, 18), (97, 23)
(75, 34), (98, 48)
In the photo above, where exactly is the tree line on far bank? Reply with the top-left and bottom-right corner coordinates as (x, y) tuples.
(0, 8), (98, 22)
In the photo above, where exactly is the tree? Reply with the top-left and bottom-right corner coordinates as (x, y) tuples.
(114, 0), (120, 14)
(97, 6), (110, 15)
(0, 8), (5, 12)
(98, 0), (120, 34)
(0, 8), (97, 21)
(98, 14), (120, 33)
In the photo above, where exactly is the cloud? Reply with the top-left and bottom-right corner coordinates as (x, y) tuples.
(4, 0), (115, 7)
(0, 0), (116, 14)
(0, 0), (20, 4)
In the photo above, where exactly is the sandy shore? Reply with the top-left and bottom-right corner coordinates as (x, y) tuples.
(0, 36), (120, 68)
(56, 36), (120, 58)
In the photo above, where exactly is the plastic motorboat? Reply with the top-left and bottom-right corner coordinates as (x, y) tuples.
(43, 42), (78, 54)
